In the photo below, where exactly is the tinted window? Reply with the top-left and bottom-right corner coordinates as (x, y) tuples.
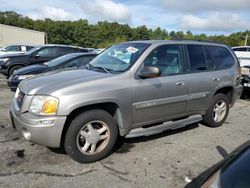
(64, 55), (96, 68)
(204, 48), (214, 70)
(187, 45), (206, 71)
(208, 46), (235, 69)
(26, 46), (34, 51)
(143, 45), (182, 76)
(58, 47), (75, 56)
(232, 48), (247, 52)
(37, 47), (58, 58)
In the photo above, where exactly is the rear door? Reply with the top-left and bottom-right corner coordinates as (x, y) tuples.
(185, 44), (212, 113)
(132, 44), (189, 126)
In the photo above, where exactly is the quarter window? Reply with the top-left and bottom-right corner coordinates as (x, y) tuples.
(187, 45), (206, 72)
(143, 45), (183, 76)
(208, 46), (235, 69)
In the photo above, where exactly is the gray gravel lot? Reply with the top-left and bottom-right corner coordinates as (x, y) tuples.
(0, 74), (249, 188)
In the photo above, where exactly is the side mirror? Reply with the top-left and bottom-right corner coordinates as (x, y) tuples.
(32, 54), (40, 59)
(139, 66), (161, 79)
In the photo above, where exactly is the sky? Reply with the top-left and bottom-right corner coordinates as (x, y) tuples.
(1, 0), (250, 35)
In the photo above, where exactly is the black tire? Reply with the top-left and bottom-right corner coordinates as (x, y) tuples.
(203, 93), (229, 127)
(64, 109), (118, 163)
(8, 65), (23, 77)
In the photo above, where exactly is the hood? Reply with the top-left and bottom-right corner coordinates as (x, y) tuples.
(14, 64), (48, 75)
(19, 69), (113, 95)
(0, 53), (28, 59)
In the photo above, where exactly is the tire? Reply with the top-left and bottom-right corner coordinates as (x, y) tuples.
(64, 109), (118, 163)
(203, 93), (229, 127)
(8, 65), (23, 77)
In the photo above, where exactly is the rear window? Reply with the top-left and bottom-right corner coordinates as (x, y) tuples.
(187, 45), (206, 72)
(208, 46), (235, 70)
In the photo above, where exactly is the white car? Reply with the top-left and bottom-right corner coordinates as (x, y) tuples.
(0, 45), (34, 56)
(232, 46), (250, 67)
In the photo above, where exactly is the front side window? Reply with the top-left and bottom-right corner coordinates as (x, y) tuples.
(143, 45), (183, 76)
(187, 45), (206, 72)
(208, 46), (235, 70)
(89, 43), (150, 73)
(37, 47), (58, 58)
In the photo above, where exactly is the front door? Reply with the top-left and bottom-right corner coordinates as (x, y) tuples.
(29, 47), (58, 65)
(132, 44), (189, 126)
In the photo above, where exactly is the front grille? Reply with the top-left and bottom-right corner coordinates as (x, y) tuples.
(16, 89), (25, 108)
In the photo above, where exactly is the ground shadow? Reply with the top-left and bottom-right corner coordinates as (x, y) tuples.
(113, 123), (199, 153)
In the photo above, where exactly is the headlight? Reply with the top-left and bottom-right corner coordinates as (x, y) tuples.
(29, 95), (59, 116)
(241, 67), (250, 76)
(16, 74), (34, 81)
(201, 170), (221, 188)
(0, 58), (10, 64)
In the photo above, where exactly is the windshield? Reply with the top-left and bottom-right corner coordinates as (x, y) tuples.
(44, 54), (76, 67)
(88, 43), (150, 73)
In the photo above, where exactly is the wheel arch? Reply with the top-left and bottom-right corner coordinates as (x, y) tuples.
(60, 102), (126, 148)
(213, 86), (234, 105)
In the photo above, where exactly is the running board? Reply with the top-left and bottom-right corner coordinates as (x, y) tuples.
(125, 115), (202, 138)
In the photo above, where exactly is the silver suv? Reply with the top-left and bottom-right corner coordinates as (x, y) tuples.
(10, 40), (243, 163)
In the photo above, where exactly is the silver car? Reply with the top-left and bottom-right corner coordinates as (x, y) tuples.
(10, 40), (243, 163)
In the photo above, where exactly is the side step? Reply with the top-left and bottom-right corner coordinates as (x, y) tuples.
(125, 115), (202, 138)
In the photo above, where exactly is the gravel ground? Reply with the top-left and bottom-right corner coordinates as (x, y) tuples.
(0, 74), (249, 188)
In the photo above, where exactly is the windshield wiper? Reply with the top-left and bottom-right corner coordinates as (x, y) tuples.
(86, 64), (110, 74)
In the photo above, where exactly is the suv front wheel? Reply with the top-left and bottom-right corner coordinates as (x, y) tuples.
(64, 109), (118, 163)
(203, 93), (229, 127)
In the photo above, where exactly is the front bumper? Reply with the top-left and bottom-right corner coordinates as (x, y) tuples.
(0, 67), (7, 75)
(7, 79), (19, 91)
(10, 98), (67, 148)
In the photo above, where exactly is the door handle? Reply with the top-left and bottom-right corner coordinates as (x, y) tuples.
(176, 82), (185, 86)
(212, 78), (220, 81)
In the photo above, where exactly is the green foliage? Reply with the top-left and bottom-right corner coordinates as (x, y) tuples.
(0, 11), (249, 48)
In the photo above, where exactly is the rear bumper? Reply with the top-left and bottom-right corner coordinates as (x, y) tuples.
(232, 84), (243, 106)
(10, 99), (67, 148)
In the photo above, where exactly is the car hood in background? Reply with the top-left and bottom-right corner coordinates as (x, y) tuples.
(14, 64), (49, 75)
(19, 69), (113, 95)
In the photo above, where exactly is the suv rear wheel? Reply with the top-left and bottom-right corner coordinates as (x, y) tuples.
(203, 93), (229, 127)
(64, 109), (118, 163)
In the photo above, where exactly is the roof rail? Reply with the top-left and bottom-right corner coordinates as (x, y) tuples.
(171, 37), (225, 45)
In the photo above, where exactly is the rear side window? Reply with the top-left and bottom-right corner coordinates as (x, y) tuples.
(58, 47), (75, 56)
(187, 45), (206, 72)
(208, 46), (235, 70)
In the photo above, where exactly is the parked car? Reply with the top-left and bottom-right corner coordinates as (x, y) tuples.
(232, 46), (250, 67)
(0, 44), (91, 77)
(240, 65), (250, 98)
(7, 53), (97, 91)
(10, 40), (242, 163)
(0, 44), (34, 56)
(185, 141), (250, 188)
